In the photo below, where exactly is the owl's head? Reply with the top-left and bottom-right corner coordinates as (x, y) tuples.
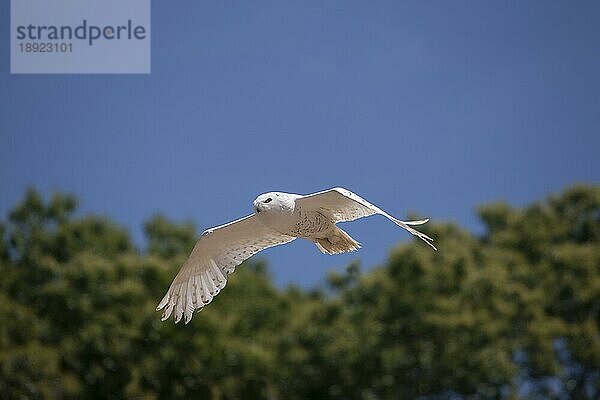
(253, 192), (291, 214)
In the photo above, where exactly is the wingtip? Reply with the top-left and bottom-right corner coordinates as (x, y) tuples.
(421, 235), (437, 251)
(156, 293), (170, 311)
(403, 218), (430, 226)
(392, 218), (437, 251)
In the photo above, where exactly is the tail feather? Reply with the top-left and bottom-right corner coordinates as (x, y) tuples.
(314, 227), (361, 255)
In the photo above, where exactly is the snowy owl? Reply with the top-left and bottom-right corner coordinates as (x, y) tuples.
(157, 187), (435, 324)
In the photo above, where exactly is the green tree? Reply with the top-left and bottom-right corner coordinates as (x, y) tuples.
(144, 215), (196, 259)
(0, 185), (598, 399)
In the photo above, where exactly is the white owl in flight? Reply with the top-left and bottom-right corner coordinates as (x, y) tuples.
(157, 187), (436, 324)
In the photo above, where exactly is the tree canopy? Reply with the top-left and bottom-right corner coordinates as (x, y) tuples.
(0, 185), (598, 399)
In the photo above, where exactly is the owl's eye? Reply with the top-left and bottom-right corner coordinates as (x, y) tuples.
(264, 198), (272, 203)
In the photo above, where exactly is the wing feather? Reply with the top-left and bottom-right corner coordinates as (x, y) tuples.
(157, 214), (296, 323)
(296, 187), (436, 250)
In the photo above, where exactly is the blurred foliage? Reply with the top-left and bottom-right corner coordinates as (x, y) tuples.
(0, 185), (598, 399)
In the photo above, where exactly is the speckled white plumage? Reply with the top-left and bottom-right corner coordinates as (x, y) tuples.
(157, 187), (435, 324)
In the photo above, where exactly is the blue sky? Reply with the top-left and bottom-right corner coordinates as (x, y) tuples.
(1, 1), (599, 287)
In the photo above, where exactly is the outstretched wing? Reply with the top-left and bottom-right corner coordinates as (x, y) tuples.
(295, 187), (436, 250)
(156, 214), (296, 324)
